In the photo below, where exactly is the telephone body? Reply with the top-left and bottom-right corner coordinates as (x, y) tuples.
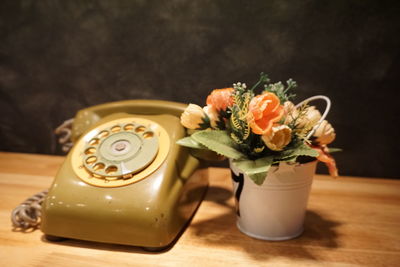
(41, 100), (209, 250)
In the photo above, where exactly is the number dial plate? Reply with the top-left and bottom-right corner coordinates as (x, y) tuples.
(71, 117), (170, 187)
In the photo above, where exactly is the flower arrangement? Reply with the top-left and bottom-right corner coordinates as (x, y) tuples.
(178, 73), (338, 185)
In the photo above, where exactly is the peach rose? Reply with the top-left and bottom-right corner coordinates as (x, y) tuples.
(248, 92), (284, 135)
(314, 120), (336, 145)
(206, 88), (234, 111)
(262, 125), (292, 151)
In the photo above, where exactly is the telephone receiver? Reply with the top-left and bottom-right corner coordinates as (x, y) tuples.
(41, 100), (209, 251)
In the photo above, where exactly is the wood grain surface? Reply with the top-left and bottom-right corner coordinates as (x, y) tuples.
(0, 152), (399, 266)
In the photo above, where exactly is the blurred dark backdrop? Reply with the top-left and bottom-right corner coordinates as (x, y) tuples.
(0, 0), (399, 178)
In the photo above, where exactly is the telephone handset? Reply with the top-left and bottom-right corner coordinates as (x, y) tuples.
(40, 100), (209, 250)
(70, 99), (187, 142)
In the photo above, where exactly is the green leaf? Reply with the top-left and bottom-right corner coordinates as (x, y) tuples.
(190, 149), (225, 161)
(198, 114), (211, 130)
(191, 130), (246, 159)
(275, 143), (319, 161)
(273, 156), (297, 164)
(250, 72), (270, 92)
(232, 156), (273, 185)
(264, 79), (296, 103)
(328, 147), (343, 153)
(176, 137), (206, 149)
(248, 172), (268, 186)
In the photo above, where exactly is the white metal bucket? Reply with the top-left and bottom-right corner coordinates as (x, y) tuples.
(230, 160), (317, 241)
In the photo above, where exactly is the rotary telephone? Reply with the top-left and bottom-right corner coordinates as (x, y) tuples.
(38, 100), (208, 250)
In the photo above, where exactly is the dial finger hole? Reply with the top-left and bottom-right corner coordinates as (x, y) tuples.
(123, 174), (133, 179)
(105, 176), (119, 181)
(98, 130), (109, 138)
(105, 165), (118, 175)
(85, 147), (96, 155)
(124, 124), (135, 131)
(93, 163), (105, 171)
(89, 138), (100, 146)
(86, 156), (97, 165)
(111, 125), (121, 133)
(143, 131), (154, 139)
(135, 126), (146, 133)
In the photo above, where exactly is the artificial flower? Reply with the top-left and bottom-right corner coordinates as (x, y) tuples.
(314, 120), (336, 145)
(203, 105), (219, 128)
(297, 106), (322, 129)
(312, 145), (338, 177)
(248, 92), (284, 135)
(180, 104), (206, 130)
(206, 88), (234, 111)
(177, 72), (340, 183)
(283, 101), (298, 125)
(262, 125), (292, 151)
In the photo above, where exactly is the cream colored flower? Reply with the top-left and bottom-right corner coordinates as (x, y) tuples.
(307, 106), (322, 125)
(283, 101), (298, 125)
(314, 120), (336, 145)
(203, 105), (219, 128)
(262, 125), (292, 151)
(180, 104), (206, 129)
(297, 106), (322, 129)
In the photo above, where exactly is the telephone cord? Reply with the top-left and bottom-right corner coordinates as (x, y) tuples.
(54, 118), (74, 152)
(11, 119), (73, 230)
(11, 190), (48, 230)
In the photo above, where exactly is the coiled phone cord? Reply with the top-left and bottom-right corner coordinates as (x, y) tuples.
(11, 119), (74, 230)
(54, 118), (74, 153)
(11, 190), (48, 230)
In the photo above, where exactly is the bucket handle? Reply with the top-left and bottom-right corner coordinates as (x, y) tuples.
(295, 95), (331, 139)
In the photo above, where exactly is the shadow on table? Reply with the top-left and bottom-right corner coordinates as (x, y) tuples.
(40, 235), (168, 254)
(190, 185), (342, 261)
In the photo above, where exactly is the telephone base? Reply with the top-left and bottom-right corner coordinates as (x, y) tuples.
(41, 111), (210, 249)
(44, 235), (68, 242)
(142, 246), (171, 252)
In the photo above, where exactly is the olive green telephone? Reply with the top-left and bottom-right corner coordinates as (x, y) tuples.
(41, 100), (209, 250)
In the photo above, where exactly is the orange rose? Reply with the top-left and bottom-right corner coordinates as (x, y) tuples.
(248, 92), (284, 135)
(206, 88), (234, 111)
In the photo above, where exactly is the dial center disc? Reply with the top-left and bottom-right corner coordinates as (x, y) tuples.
(112, 141), (129, 153)
(99, 132), (142, 161)
(83, 124), (159, 178)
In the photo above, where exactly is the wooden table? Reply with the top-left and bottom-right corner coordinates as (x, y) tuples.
(1, 152), (399, 266)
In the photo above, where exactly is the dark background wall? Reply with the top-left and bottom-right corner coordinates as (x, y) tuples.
(0, 0), (399, 178)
